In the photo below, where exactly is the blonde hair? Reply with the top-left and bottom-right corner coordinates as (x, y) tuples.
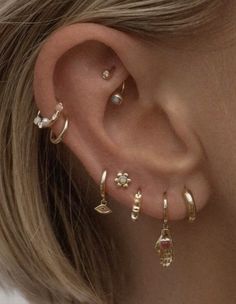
(0, 1), (223, 303)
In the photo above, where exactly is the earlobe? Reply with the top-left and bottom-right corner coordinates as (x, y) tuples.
(33, 22), (210, 225)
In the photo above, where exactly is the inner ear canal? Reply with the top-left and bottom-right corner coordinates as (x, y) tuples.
(104, 81), (187, 172)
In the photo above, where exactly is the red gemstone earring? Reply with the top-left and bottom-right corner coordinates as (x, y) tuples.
(155, 193), (174, 267)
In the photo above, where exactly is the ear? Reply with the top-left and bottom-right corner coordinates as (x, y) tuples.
(33, 23), (210, 220)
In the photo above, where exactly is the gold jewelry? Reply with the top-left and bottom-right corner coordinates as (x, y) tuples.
(50, 118), (69, 144)
(111, 81), (125, 105)
(155, 193), (174, 267)
(94, 170), (112, 215)
(183, 188), (197, 222)
(114, 172), (131, 188)
(102, 69), (112, 80)
(131, 189), (142, 221)
(34, 102), (63, 129)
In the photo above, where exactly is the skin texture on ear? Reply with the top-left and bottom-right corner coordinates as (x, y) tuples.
(34, 23), (210, 221)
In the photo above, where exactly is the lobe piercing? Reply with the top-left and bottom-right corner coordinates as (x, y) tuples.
(50, 118), (69, 145)
(155, 193), (174, 267)
(34, 102), (63, 129)
(94, 170), (112, 215)
(131, 189), (142, 221)
(114, 172), (131, 188)
(183, 188), (197, 222)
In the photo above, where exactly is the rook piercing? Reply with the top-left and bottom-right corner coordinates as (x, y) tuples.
(114, 172), (131, 188)
(131, 189), (142, 221)
(183, 188), (197, 222)
(50, 118), (69, 145)
(94, 170), (112, 215)
(155, 193), (174, 267)
(34, 102), (63, 129)
(111, 81), (125, 105)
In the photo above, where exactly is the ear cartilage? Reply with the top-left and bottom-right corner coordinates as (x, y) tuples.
(114, 172), (131, 188)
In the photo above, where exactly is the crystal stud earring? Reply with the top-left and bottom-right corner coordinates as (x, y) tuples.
(111, 81), (125, 105)
(114, 172), (131, 188)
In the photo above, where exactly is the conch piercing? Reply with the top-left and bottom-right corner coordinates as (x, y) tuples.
(114, 172), (131, 188)
(111, 81), (125, 105)
(34, 102), (63, 129)
(102, 69), (112, 80)
(131, 189), (142, 221)
(50, 118), (69, 145)
(155, 193), (174, 267)
(94, 170), (112, 215)
(183, 188), (197, 222)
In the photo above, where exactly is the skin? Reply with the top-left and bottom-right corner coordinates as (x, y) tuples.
(34, 4), (236, 303)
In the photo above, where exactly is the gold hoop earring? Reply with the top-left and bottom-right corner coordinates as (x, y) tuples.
(131, 189), (142, 221)
(94, 170), (112, 215)
(34, 102), (63, 129)
(50, 118), (69, 145)
(183, 188), (197, 222)
(111, 81), (125, 105)
(155, 193), (174, 267)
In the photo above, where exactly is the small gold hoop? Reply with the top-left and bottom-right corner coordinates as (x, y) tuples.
(50, 118), (69, 145)
(163, 192), (169, 226)
(183, 188), (197, 222)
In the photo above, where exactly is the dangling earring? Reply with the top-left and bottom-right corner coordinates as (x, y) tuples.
(111, 81), (125, 105)
(155, 193), (174, 267)
(183, 188), (197, 222)
(131, 189), (142, 221)
(94, 170), (112, 215)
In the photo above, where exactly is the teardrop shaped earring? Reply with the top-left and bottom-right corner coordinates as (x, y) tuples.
(111, 81), (125, 105)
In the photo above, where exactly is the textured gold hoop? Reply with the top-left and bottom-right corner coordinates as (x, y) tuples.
(50, 118), (69, 145)
(131, 189), (142, 221)
(183, 188), (197, 222)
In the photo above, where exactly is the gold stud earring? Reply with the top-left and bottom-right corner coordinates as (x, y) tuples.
(155, 193), (174, 267)
(111, 81), (125, 105)
(114, 172), (131, 188)
(34, 102), (63, 129)
(183, 188), (197, 222)
(50, 118), (69, 145)
(94, 170), (112, 215)
(131, 189), (142, 221)
(102, 69), (112, 80)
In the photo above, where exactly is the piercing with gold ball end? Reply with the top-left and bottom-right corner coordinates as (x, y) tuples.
(102, 69), (112, 80)
(34, 102), (63, 129)
(115, 172), (131, 188)
(94, 170), (112, 215)
(50, 118), (69, 145)
(183, 188), (197, 222)
(155, 193), (174, 267)
(131, 189), (142, 221)
(111, 81), (125, 105)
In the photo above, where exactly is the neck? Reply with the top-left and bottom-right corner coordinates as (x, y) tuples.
(100, 193), (236, 304)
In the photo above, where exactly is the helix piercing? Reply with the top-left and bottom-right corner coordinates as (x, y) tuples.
(183, 188), (197, 222)
(94, 170), (112, 215)
(34, 102), (63, 129)
(114, 172), (131, 188)
(131, 189), (142, 221)
(155, 193), (174, 267)
(111, 81), (125, 105)
(50, 118), (69, 145)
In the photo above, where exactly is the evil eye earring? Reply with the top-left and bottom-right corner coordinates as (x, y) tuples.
(94, 170), (112, 215)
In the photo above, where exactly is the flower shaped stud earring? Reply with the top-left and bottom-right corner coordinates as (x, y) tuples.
(114, 172), (131, 188)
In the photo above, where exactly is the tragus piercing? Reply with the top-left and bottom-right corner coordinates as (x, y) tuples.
(155, 193), (174, 267)
(111, 81), (125, 105)
(114, 172), (131, 188)
(94, 170), (112, 215)
(34, 102), (63, 129)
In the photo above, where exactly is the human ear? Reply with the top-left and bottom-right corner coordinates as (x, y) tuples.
(33, 23), (210, 220)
